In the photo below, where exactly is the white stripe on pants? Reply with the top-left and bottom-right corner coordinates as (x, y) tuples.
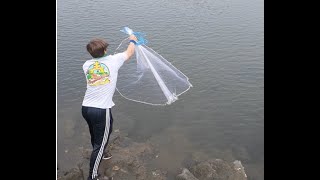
(92, 109), (110, 179)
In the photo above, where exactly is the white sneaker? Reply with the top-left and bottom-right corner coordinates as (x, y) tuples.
(102, 152), (112, 160)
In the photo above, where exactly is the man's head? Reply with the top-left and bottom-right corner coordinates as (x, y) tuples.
(86, 38), (109, 58)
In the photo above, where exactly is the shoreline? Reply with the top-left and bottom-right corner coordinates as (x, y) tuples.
(58, 130), (247, 180)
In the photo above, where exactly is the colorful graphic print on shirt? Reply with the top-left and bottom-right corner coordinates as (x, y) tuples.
(86, 61), (110, 86)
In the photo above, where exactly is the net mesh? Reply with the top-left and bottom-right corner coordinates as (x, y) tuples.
(114, 27), (192, 105)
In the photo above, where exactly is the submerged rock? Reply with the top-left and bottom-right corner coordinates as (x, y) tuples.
(176, 168), (199, 180)
(188, 159), (247, 180)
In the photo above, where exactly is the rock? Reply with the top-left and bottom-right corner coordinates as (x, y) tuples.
(191, 161), (217, 179)
(151, 169), (167, 180)
(82, 148), (91, 159)
(112, 166), (120, 171)
(98, 135), (159, 180)
(58, 130), (248, 180)
(190, 159), (247, 180)
(233, 160), (247, 178)
(77, 155), (90, 180)
(176, 168), (199, 180)
(58, 168), (83, 180)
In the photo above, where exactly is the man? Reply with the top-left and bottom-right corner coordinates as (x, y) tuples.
(81, 34), (137, 180)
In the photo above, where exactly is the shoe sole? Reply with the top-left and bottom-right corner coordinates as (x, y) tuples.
(102, 156), (112, 160)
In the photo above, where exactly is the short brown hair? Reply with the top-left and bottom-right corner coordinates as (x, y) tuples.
(86, 38), (109, 58)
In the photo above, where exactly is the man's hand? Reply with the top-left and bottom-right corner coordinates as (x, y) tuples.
(125, 34), (138, 61)
(129, 34), (138, 42)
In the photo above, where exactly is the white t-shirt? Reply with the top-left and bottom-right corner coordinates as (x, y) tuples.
(82, 52), (127, 109)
